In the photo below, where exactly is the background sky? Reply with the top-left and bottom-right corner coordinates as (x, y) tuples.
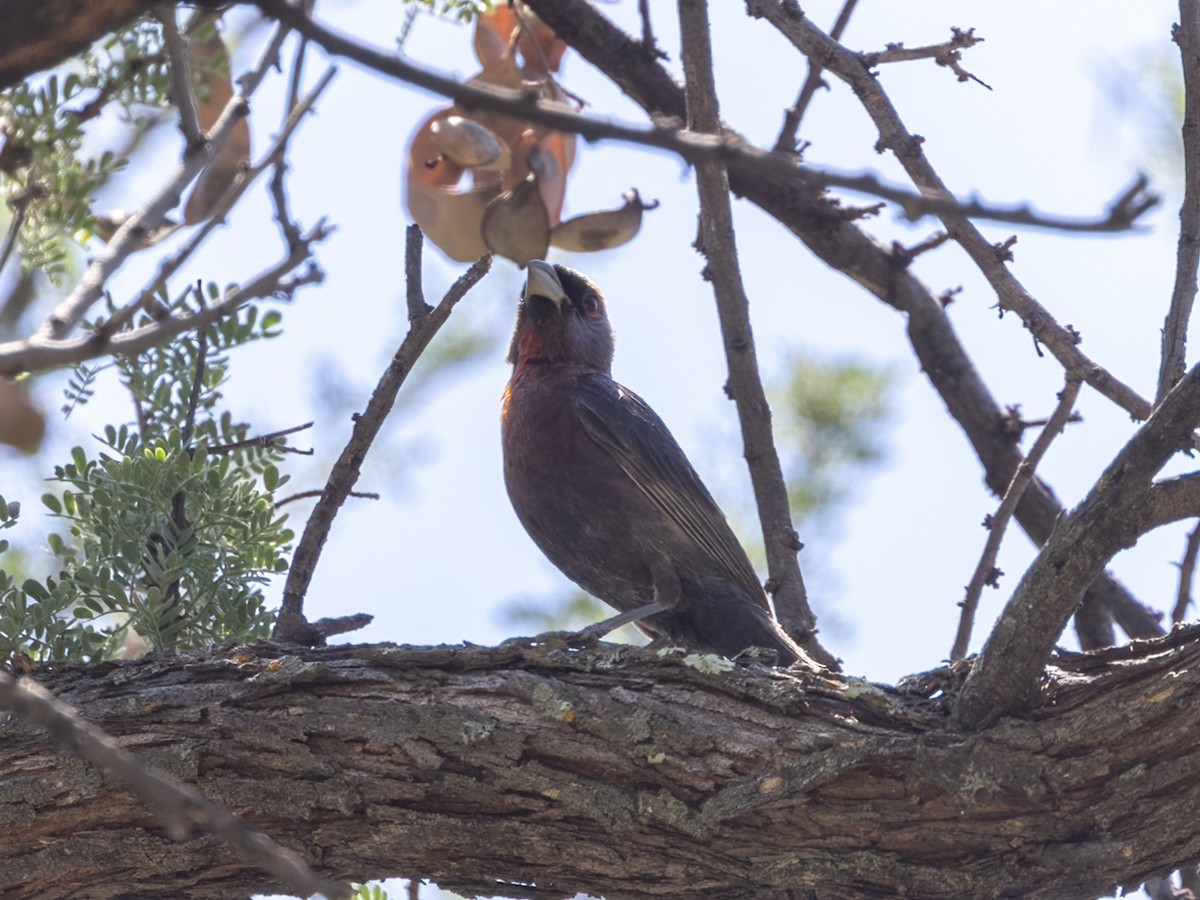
(5, 1), (1186, 686)
(2, 3), (1190, 898)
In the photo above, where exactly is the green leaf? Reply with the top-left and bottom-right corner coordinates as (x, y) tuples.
(41, 493), (62, 514)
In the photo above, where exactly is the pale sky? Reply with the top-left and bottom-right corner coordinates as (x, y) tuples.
(6, 1), (1183, 685)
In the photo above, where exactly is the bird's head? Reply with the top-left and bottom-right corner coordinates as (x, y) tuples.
(507, 260), (615, 373)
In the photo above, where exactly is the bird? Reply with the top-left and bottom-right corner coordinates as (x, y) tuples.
(501, 259), (809, 665)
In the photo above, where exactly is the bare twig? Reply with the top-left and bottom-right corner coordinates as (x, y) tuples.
(274, 236), (493, 645)
(678, 0), (834, 670)
(1175, 521), (1200, 624)
(179, 293), (208, 447)
(206, 421), (314, 454)
(773, 0), (859, 153)
(32, 21), (292, 346)
(637, 0), (660, 57)
(0, 204), (23, 278)
(155, 8), (205, 149)
(274, 488), (379, 509)
(751, 0), (1159, 425)
(950, 375), (1082, 661)
(862, 27), (991, 90)
(0, 670), (350, 899)
(1158, 2), (1200, 403)
(405, 225), (431, 320)
(270, 10), (316, 253)
(249, 0), (1153, 236)
(0, 224), (329, 376)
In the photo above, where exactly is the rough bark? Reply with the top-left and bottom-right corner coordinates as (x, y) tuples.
(3, 636), (1200, 899)
(0, 0), (157, 90)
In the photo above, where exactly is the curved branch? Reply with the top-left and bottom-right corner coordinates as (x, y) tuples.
(959, 365), (1200, 726)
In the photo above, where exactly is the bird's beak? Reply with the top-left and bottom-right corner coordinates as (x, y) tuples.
(524, 259), (568, 310)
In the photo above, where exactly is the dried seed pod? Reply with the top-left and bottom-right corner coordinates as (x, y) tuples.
(549, 188), (659, 252)
(481, 176), (550, 267)
(92, 211), (180, 249)
(406, 175), (499, 262)
(430, 116), (511, 171)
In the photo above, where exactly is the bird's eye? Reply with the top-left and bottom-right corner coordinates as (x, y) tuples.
(580, 292), (602, 318)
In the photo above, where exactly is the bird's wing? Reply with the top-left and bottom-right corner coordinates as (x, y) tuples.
(571, 373), (770, 611)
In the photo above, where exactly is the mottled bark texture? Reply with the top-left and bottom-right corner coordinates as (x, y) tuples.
(3, 637), (1200, 899)
(0, 0), (157, 90)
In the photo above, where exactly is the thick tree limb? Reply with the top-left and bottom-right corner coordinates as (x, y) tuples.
(5, 637), (1200, 897)
(0, 0), (154, 89)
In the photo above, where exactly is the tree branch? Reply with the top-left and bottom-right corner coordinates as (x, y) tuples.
(274, 234), (492, 644)
(958, 362), (1200, 726)
(773, 0), (859, 153)
(749, 0), (1159, 425)
(248, 0), (1152, 235)
(1159, 0), (1200, 403)
(28, 20), (291, 347)
(155, 7), (205, 151)
(951, 375), (1082, 661)
(0, 668), (349, 899)
(676, 0), (832, 668)
(8, 637), (1200, 897)
(0, 223), (329, 376)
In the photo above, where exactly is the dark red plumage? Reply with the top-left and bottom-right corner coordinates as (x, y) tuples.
(501, 260), (805, 665)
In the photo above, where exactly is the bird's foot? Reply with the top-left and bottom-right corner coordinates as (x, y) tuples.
(499, 629), (604, 651)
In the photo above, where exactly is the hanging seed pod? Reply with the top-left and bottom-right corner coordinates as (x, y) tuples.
(430, 116), (510, 171)
(481, 176), (550, 267)
(549, 188), (659, 252)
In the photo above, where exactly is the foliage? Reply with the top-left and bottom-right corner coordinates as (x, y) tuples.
(0, 298), (293, 666)
(773, 356), (892, 526)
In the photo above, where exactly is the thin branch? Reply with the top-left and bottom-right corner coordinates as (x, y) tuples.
(274, 488), (379, 509)
(751, 0), (1159, 426)
(249, 0), (1153, 236)
(405, 224), (430, 320)
(179, 293), (208, 447)
(0, 204), (24, 278)
(269, 11), (316, 252)
(155, 7), (205, 149)
(30, 20), (291, 346)
(0, 224), (329, 376)
(1175, 520), (1200, 624)
(862, 27), (991, 90)
(1158, 1), (1200, 403)
(274, 240), (493, 644)
(950, 375), (1082, 661)
(0, 669), (350, 899)
(636, 0), (661, 58)
(90, 64), (337, 348)
(206, 421), (314, 454)
(958, 360), (1200, 727)
(773, 0), (859, 153)
(678, 0), (834, 670)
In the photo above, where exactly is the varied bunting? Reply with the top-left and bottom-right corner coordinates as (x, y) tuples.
(501, 260), (806, 665)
